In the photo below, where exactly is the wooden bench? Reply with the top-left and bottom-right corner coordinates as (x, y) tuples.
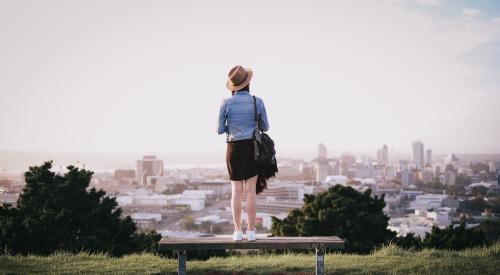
(159, 236), (344, 275)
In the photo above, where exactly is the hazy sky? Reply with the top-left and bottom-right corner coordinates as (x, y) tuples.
(1, 0), (500, 158)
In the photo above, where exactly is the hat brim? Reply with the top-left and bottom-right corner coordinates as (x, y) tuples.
(226, 69), (253, 91)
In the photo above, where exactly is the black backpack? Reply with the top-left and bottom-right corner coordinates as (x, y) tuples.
(253, 96), (278, 194)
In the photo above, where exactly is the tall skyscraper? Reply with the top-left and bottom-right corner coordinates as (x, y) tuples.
(488, 161), (497, 173)
(136, 155), (164, 186)
(412, 141), (424, 169)
(318, 143), (327, 159)
(377, 144), (389, 165)
(314, 161), (329, 182)
(426, 149), (432, 165)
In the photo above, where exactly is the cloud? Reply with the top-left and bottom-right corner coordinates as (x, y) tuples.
(463, 7), (481, 17)
(416, 0), (440, 6)
(460, 40), (500, 70)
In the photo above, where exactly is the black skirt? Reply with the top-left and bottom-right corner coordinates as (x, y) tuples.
(226, 139), (257, 181)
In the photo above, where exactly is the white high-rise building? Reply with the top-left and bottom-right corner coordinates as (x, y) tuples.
(489, 161), (497, 173)
(412, 141), (425, 170)
(136, 155), (164, 186)
(426, 149), (432, 166)
(377, 144), (389, 165)
(314, 161), (329, 182)
(442, 171), (456, 186)
(318, 143), (327, 159)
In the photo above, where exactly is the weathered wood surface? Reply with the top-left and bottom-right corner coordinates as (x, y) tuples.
(159, 236), (344, 250)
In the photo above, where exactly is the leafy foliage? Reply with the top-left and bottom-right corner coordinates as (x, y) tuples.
(0, 161), (161, 256)
(464, 220), (500, 244)
(422, 221), (487, 250)
(271, 185), (395, 253)
(391, 232), (422, 250)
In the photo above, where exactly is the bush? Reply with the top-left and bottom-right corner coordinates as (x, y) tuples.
(271, 185), (395, 253)
(0, 161), (161, 256)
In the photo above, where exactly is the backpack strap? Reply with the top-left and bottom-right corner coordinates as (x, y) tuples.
(253, 95), (260, 130)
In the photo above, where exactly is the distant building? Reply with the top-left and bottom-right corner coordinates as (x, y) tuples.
(195, 214), (229, 225)
(136, 155), (164, 186)
(256, 199), (304, 215)
(259, 182), (313, 201)
(401, 170), (413, 187)
(422, 167), (434, 184)
(398, 160), (412, 186)
(389, 207), (453, 238)
(434, 166), (441, 178)
(354, 164), (373, 178)
(300, 162), (315, 180)
(131, 212), (162, 230)
(412, 141), (424, 169)
(377, 144), (389, 165)
(489, 161), (497, 173)
(314, 160), (329, 182)
(399, 160), (410, 170)
(445, 153), (459, 165)
(410, 194), (449, 210)
(324, 175), (348, 186)
(384, 165), (397, 179)
(114, 169), (135, 180)
(340, 152), (356, 176)
(0, 193), (18, 206)
(442, 171), (456, 186)
(118, 190), (206, 211)
(193, 180), (231, 196)
(426, 149), (432, 165)
(318, 143), (327, 159)
(0, 179), (12, 190)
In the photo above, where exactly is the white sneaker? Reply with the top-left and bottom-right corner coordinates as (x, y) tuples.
(232, 230), (243, 241)
(245, 229), (257, 241)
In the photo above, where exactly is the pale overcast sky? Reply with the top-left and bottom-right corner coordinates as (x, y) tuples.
(1, 0), (499, 157)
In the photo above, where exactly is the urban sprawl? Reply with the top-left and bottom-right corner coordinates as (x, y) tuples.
(1, 142), (499, 239)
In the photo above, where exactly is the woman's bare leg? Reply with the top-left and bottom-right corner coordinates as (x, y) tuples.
(243, 175), (257, 231)
(231, 180), (243, 231)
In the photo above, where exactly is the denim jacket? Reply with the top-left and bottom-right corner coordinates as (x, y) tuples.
(217, 91), (270, 142)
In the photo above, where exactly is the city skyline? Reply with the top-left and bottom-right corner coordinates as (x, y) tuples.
(1, 140), (499, 174)
(1, 0), (500, 156)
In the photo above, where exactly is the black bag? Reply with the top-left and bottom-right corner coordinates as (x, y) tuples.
(253, 96), (278, 194)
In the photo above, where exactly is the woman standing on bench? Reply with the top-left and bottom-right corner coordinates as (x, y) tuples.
(217, 65), (270, 241)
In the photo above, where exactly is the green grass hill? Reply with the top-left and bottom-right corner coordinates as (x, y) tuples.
(1, 242), (499, 274)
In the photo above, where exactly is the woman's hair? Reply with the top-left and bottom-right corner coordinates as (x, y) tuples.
(232, 84), (250, 95)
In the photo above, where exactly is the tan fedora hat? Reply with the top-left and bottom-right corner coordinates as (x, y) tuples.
(226, 65), (253, 91)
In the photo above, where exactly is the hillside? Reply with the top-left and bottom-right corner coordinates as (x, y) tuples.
(1, 243), (499, 274)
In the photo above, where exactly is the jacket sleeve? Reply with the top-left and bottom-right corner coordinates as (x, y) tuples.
(217, 99), (228, 134)
(258, 98), (270, 132)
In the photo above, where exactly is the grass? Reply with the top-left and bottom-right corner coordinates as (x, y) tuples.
(0, 243), (499, 274)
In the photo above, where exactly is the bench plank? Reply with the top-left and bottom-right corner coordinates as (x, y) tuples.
(159, 236), (344, 250)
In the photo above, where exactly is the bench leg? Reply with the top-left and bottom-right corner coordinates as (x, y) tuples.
(176, 250), (187, 275)
(315, 248), (325, 275)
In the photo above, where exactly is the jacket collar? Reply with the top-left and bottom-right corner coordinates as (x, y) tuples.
(234, 90), (250, 96)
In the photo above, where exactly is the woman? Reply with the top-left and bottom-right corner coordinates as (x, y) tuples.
(217, 65), (270, 241)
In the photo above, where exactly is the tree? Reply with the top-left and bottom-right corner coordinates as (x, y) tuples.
(422, 221), (487, 250)
(271, 185), (395, 253)
(470, 186), (488, 197)
(490, 197), (500, 214)
(0, 161), (161, 256)
(459, 197), (489, 213)
(474, 220), (500, 244)
(391, 233), (422, 250)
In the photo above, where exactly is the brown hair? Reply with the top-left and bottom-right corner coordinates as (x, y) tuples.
(231, 83), (250, 96)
